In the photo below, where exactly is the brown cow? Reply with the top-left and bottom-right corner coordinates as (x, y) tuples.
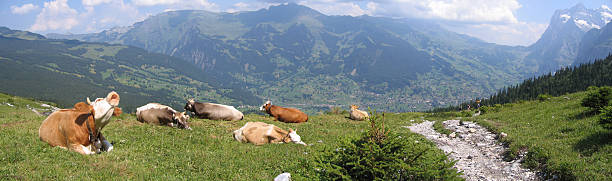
(136, 103), (191, 130)
(233, 122), (306, 146)
(39, 91), (120, 154)
(38, 102), (100, 154)
(259, 101), (308, 123)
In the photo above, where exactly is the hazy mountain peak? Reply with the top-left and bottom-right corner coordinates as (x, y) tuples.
(0, 26), (46, 40)
(569, 3), (587, 12)
(253, 3), (323, 19)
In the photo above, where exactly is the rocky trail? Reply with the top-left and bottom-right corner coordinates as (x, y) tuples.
(406, 120), (538, 181)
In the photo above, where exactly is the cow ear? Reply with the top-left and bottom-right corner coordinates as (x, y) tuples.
(106, 91), (120, 106)
(288, 128), (294, 132)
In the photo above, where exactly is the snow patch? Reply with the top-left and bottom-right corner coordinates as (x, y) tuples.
(602, 5), (611, 12)
(602, 11), (612, 24)
(560, 14), (571, 23)
(574, 19), (600, 31)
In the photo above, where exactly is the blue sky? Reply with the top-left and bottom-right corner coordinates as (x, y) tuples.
(1, 0), (611, 46)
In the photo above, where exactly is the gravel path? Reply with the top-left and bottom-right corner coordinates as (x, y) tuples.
(405, 120), (537, 181)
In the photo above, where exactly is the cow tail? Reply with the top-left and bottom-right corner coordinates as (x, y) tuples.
(240, 115), (244, 120)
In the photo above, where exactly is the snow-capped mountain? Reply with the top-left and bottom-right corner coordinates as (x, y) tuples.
(526, 3), (612, 73)
(556, 4), (611, 31)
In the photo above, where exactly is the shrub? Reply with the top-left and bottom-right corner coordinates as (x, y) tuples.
(314, 111), (461, 180)
(537, 94), (552, 102)
(599, 106), (612, 129)
(581, 86), (612, 111)
(460, 110), (472, 117)
(479, 106), (489, 115)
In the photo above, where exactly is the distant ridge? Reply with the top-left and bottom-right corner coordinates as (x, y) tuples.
(0, 27), (259, 112)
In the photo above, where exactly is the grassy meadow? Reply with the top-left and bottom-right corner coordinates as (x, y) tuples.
(461, 91), (612, 180)
(3, 90), (609, 180)
(0, 93), (452, 180)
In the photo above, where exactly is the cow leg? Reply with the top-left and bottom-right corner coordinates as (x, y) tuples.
(70, 143), (95, 155)
(99, 133), (113, 152)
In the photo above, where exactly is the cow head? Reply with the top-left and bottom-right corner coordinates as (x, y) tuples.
(287, 128), (307, 146)
(259, 100), (272, 112)
(173, 111), (192, 130)
(184, 99), (196, 112)
(87, 91), (120, 125)
(73, 102), (102, 153)
(350, 105), (359, 110)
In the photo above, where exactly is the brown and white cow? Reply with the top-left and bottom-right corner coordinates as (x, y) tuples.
(38, 91), (120, 155)
(136, 103), (191, 130)
(349, 105), (369, 121)
(233, 122), (306, 146)
(260, 101), (308, 123)
(184, 99), (243, 121)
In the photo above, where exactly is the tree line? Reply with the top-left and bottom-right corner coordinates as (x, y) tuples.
(432, 54), (612, 112)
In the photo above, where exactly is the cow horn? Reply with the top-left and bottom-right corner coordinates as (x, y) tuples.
(87, 97), (92, 105)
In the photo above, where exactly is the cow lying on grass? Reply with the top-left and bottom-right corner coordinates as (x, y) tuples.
(39, 91), (120, 155)
(233, 122), (306, 146)
(259, 101), (308, 123)
(184, 99), (243, 121)
(349, 105), (369, 121)
(136, 103), (191, 130)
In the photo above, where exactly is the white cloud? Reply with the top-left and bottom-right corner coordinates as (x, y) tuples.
(132, 0), (179, 6)
(442, 21), (548, 46)
(11, 3), (39, 14)
(82, 0), (142, 33)
(132, 0), (218, 11)
(251, 0), (520, 23)
(82, 0), (114, 7)
(361, 0), (545, 46)
(368, 0), (520, 23)
(30, 0), (79, 32)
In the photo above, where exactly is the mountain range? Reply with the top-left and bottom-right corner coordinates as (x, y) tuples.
(13, 3), (612, 112)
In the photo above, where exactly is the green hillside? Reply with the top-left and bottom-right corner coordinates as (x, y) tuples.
(457, 91), (611, 180)
(436, 55), (612, 112)
(0, 29), (259, 112)
(0, 93), (458, 179)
